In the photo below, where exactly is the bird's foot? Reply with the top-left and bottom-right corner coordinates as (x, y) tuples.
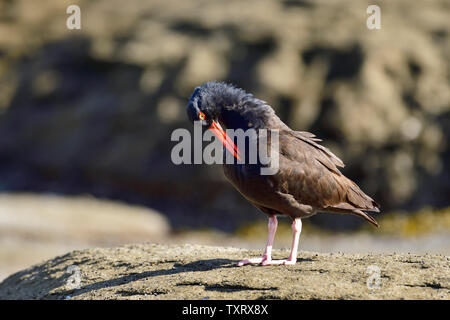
(237, 257), (297, 266)
(282, 258), (297, 265)
(237, 257), (264, 266)
(262, 259), (296, 265)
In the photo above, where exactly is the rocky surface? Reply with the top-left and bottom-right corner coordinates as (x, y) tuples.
(0, 243), (448, 300)
(0, 0), (449, 231)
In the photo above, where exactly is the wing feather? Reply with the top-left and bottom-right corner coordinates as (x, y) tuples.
(276, 130), (379, 225)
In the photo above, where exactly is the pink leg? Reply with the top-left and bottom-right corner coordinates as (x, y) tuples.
(237, 217), (303, 266)
(284, 218), (302, 265)
(259, 217), (302, 265)
(237, 217), (302, 266)
(237, 215), (278, 266)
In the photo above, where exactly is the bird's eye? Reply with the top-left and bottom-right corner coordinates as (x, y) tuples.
(198, 112), (206, 120)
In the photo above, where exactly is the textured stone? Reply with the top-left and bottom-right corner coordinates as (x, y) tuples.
(0, 243), (448, 300)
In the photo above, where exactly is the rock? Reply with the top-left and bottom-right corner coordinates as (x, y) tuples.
(0, 243), (448, 300)
(0, 193), (170, 243)
(0, 193), (170, 281)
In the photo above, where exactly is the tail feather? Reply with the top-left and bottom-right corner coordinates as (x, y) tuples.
(351, 209), (379, 228)
(323, 163), (381, 227)
(343, 177), (380, 212)
(326, 202), (380, 228)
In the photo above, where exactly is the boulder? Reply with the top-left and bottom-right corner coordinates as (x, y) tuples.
(0, 243), (448, 300)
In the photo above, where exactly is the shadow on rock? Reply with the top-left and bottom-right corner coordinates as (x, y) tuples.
(55, 258), (237, 299)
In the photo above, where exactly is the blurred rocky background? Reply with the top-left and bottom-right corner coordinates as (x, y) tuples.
(0, 0), (449, 279)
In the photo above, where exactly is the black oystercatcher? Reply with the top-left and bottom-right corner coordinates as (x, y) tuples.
(186, 82), (380, 266)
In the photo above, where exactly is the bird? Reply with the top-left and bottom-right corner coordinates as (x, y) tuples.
(186, 81), (380, 266)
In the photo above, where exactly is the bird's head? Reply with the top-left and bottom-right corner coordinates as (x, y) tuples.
(186, 85), (214, 128)
(187, 82), (245, 126)
(186, 81), (248, 160)
(186, 81), (284, 160)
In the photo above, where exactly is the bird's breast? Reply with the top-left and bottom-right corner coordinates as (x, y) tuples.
(222, 162), (278, 205)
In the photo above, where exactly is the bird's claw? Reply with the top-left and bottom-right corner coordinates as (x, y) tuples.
(282, 259), (296, 265)
(237, 257), (263, 266)
(237, 257), (297, 266)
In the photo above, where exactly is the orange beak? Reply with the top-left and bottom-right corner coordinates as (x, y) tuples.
(209, 120), (241, 161)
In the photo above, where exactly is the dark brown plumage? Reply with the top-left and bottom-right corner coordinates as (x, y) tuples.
(187, 81), (380, 266)
(222, 129), (380, 227)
